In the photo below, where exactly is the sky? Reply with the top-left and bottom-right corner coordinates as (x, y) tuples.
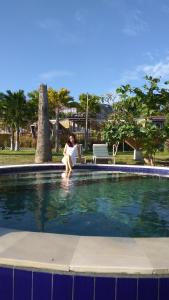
(1, 0), (169, 100)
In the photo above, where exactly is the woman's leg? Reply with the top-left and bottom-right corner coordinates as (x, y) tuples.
(67, 155), (73, 171)
(64, 155), (72, 172)
(64, 155), (69, 172)
(65, 160), (69, 172)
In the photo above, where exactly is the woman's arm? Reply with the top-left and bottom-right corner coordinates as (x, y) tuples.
(63, 144), (67, 155)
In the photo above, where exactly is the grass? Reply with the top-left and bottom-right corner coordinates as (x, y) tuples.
(0, 149), (169, 166)
(0, 150), (63, 165)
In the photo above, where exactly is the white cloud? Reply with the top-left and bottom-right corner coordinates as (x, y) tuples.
(161, 4), (169, 14)
(123, 9), (148, 37)
(140, 61), (169, 78)
(75, 10), (86, 24)
(144, 51), (155, 61)
(37, 18), (84, 45)
(37, 18), (61, 30)
(122, 70), (139, 82)
(39, 70), (74, 80)
(121, 56), (169, 83)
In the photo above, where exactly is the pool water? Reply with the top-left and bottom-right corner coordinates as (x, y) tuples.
(0, 170), (169, 237)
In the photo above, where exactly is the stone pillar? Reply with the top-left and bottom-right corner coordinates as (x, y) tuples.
(35, 84), (52, 163)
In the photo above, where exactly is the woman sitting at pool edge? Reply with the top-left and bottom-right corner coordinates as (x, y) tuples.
(62, 134), (81, 172)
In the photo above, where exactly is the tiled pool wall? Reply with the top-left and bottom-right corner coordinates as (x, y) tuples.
(76, 164), (169, 176)
(1, 266), (169, 300)
(0, 163), (169, 176)
(1, 164), (169, 300)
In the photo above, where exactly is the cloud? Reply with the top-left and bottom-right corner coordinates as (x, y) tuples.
(122, 9), (148, 37)
(144, 51), (155, 61)
(75, 10), (86, 24)
(37, 17), (84, 45)
(37, 18), (61, 30)
(140, 60), (169, 78)
(121, 70), (140, 83)
(121, 56), (169, 83)
(161, 4), (169, 14)
(39, 70), (74, 80)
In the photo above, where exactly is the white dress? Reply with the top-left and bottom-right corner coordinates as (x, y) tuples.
(62, 144), (78, 166)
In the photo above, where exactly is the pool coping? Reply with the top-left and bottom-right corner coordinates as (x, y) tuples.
(0, 163), (169, 276)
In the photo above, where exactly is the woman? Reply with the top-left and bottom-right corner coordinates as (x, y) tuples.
(62, 134), (81, 172)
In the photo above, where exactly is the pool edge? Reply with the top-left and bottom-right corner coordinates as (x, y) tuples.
(0, 163), (169, 276)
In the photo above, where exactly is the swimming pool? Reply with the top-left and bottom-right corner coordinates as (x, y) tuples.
(1, 169), (169, 237)
(1, 164), (169, 300)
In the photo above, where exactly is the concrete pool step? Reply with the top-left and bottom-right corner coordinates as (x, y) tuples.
(1, 227), (169, 275)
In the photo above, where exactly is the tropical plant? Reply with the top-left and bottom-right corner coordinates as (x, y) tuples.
(0, 90), (27, 150)
(102, 76), (169, 165)
(27, 90), (39, 123)
(48, 88), (74, 152)
(79, 93), (101, 116)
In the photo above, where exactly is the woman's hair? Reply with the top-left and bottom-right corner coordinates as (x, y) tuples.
(67, 133), (77, 147)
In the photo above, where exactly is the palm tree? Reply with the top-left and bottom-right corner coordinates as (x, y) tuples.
(48, 88), (74, 153)
(0, 90), (26, 150)
(12, 90), (27, 150)
(27, 90), (39, 123)
(0, 92), (14, 149)
(35, 84), (52, 163)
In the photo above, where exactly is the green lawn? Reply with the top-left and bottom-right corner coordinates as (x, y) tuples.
(0, 150), (169, 166)
(0, 150), (62, 165)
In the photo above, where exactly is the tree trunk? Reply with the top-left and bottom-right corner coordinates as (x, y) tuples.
(10, 128), (15, 151)
(84, 94), (89, 151)
(144, 155), (154, 166)
(15, 127), (20, 151)
(55, 107), (59, 153)
(35, 84), (52, 163)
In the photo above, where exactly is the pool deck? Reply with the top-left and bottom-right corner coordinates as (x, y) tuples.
(1, 227), (169, 276)
(0, 163), (169, 276)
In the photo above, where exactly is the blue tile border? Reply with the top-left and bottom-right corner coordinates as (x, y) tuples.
(1, 267), (169, 300)
(138, 278), (158, 300)
(0, 267), (13, 300)
(95, 277), (115, 300)
(33, 271), (52, 300)
(116, 278), (137, 300)
(0, 164), (169, 176)
(73, 276), (94, 300)
(53, 274), (73, 300)
(14, 269), (32, 300)
(159, 278), (169, 300)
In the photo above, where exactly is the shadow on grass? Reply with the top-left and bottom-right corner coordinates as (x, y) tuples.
(0, 151), (35, 156)
(115, 160), (143, 165)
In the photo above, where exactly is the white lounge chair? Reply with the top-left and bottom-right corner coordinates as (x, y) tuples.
(93, 144), (115, 164)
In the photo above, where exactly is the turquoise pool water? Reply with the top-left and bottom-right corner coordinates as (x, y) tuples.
(0, 170), (169, 237)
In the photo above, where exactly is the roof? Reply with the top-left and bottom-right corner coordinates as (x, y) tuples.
(150, 116), (166, 121)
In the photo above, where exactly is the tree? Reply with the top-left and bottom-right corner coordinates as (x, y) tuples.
(102, 111), (143, 162)
(13, 90), (27, 150)
(0, 92), (15, 150)
(79, 93), (101, 150)
(48, 88), (74, 153)
(0, 90), (27, 150)
(102, 76), (169, 165)
(79, 93), (101, 116)
(35, 84), (52, 163)
(140, 121), (169, 165)
(27, 90), (39, 123)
